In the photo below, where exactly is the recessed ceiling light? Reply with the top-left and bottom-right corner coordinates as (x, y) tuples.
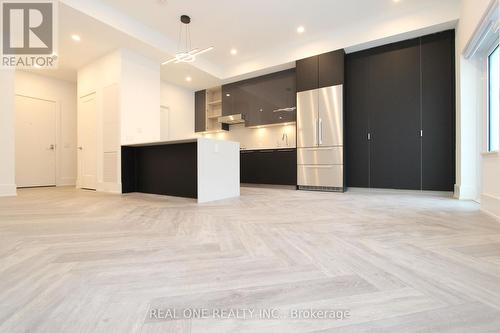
(230, 48), (238, 55)
(393, 0), (400, 3)
(297, 26), (305, 34)
(185, 76), (192, 82)
(71, 34), (81, 42)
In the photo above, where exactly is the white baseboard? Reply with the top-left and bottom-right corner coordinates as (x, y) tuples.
(454, 184), (478, 200)
(481, 194), (500, 221)
(57, 178), (76, 186)
(97, 182), (122, 194)
(0, 184), (17, 197)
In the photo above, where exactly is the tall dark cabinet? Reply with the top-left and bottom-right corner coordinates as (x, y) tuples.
(346, 30), (455, 191)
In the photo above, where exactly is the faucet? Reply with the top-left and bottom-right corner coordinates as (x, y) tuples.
(282, 132), (288, 147)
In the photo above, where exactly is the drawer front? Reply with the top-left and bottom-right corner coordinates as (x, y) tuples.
(298, 165), (343, 187)
(297, 147), (343, 165)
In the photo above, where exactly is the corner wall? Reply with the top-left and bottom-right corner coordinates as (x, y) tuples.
(456, 0), (500, 219)
(0, 69), (16, 197)
(77, 49), (160, 193)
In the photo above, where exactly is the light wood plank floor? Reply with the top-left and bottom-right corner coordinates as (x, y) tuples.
(1, 187), (500, 332)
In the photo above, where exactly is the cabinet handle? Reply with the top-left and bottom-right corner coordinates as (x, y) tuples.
(272, 107), (297, 113)
(319, 118), (323, 145)
(302, 165), (334, 169)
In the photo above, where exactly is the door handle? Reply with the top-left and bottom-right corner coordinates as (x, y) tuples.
(318, 118), (323, 145)
(48, 144), (55, 150)
(78, 146), (83, 150)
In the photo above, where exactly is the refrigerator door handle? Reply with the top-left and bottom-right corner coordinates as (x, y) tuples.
(320, 118), (323, 145)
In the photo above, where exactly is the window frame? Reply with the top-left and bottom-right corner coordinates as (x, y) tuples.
(487, 43), (499, 153)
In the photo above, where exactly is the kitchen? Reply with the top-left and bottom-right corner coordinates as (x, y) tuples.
(122, 49), (347, 201)
(122, 29), (455, 202)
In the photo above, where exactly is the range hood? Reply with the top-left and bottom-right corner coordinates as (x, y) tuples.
(218, 114), (245, 124)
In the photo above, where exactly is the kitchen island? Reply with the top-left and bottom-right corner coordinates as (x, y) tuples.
(121, 138), (240, 203)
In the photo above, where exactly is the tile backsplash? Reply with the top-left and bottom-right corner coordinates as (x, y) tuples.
(202, 123), (296, 149)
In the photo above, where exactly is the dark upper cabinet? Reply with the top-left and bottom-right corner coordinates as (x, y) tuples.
(222, 69), (296, 127)
(194, 90), (206, 133)
(296, 56), (319, 92)
(221, 85), (233, 116)
(319, 50), (345, 88)
(297, 50), (345, 92)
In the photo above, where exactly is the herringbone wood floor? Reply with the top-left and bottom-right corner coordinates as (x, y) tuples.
(1, 187), (500, 332)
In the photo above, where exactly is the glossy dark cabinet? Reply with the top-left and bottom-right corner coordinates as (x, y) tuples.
(194, 90), (206, 133)
(296, 50), (345, 92)
(240, 149), (297, 185)
(346, 30), (455, 191)
(222, 69), (296, 127)
(296, 56), (319, 92)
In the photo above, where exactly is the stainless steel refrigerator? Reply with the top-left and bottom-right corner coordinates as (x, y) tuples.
(297, 85), (344, 192)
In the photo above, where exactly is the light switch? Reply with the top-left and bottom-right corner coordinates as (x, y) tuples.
(214, 143), (219, 153)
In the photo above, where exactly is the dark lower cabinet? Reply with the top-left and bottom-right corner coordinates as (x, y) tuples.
(240, 149), (297, 186)
(346, 30), (455, 191)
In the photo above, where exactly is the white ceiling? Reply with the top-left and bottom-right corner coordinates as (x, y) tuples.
(28, 3), (219, 89)
(30, 0), (461, 89)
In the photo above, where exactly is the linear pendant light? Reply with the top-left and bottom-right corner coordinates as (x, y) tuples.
(162, 15), (214, 65)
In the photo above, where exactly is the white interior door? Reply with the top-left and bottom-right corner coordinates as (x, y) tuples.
(15, 95), (57, 187)
(78, 94), (97, 190)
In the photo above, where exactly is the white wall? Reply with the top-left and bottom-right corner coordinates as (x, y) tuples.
(15, 71), (77, 186)
(0, 69), (16, 197)
(78, 50), (122, 193)
(456, 0), (500, 218)
(160, 81), (195, 140)
(78, 49), (161, 193)
(121, 49), (160, 145)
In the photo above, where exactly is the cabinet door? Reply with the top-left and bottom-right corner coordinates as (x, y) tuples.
(319, 50), (345, 88)
(421, 31), (455, 191)
(273, 149), (297, 185)
(222, 84), (234, 116)
(346, 53), (371, 188)
(369, 39), (421, 190)
(297, 89), (319, 148)
(296, 56), (319, 92)
(257, 69), (296, 126)
(194, 90), (206, 132)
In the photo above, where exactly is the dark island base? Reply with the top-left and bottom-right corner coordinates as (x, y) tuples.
(122, 142), (198, 199)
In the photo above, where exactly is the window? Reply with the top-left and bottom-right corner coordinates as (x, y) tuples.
(488, 44), (499, 152)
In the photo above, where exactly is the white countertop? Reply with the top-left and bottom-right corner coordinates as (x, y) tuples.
(240, 146), (296, 151)
(122, 137), (239, 148)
